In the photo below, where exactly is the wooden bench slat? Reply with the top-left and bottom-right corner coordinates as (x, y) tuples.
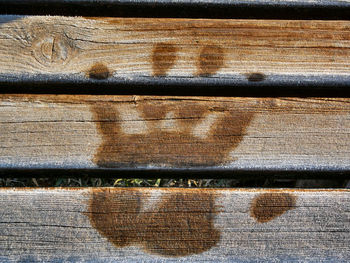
(0, 94), (349, 171)
(1, 16), (350, 87)
(0, 188), (348, 262)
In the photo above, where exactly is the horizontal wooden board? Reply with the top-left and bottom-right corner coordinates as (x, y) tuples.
(0, 94), (350, 171)
(1, 16), (350, 87)
(0, 188), (348, 262)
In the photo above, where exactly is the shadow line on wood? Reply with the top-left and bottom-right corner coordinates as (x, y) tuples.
(1, 2), (350, 20)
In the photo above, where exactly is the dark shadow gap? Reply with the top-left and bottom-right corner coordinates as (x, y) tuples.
(1, 2), (350, 20)
(0, 175), (348, 188)
(0, 168), (349, 180)
(1, 81), (350, 97)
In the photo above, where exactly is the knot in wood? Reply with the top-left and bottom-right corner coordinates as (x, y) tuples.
(32, 33), (75, 67)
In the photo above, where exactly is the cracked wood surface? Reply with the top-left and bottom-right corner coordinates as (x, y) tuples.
(1, 16), (350, 86)
(0, 95), (349, 171)
(0, 188), (348, 262)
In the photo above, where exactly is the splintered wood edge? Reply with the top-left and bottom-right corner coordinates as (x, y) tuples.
(1, 16), (350, 86)
(0, 187), (349, 262)
(0, 95), (350, 171)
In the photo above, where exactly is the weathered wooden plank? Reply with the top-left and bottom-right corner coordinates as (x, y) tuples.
(0, 188), (348, 262)
(1, 16), (350, 87)
(0, 94), (350, 171)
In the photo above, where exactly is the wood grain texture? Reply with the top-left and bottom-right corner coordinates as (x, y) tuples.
(0, 94), (350, 171)
(0, 188), (348, 262)
(1, 16), (350, 87)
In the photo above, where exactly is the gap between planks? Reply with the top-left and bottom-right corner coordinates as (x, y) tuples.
(1, 1), (350, 20)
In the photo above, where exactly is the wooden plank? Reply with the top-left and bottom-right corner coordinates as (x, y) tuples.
(0, 188), (348, 262)
(1, 16), (350, 87)
(0, 94), (350, 171)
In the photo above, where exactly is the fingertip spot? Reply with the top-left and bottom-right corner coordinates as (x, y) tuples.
(250, 192), (297, 223)
(246, 72), (266, 82)
(88, 62), (110, 80)
(198, 45), (224, 76)
(152, 43), (177, 77)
